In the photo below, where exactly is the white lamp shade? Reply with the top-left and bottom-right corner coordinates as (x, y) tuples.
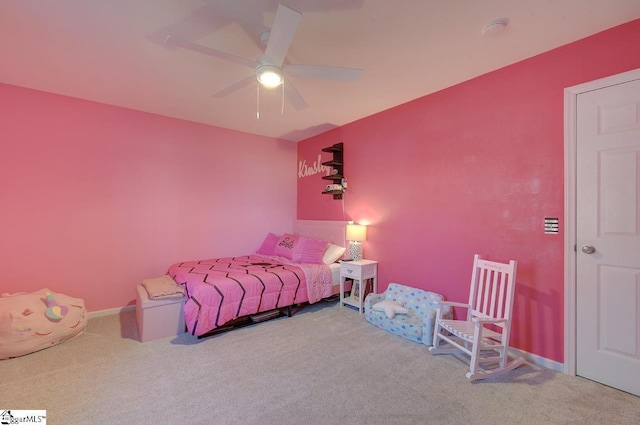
(346, 224), (367, 242)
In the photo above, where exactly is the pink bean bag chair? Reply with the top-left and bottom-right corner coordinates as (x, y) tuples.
(0, 288), (88, 359)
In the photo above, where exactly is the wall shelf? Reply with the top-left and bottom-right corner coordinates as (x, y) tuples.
(321, 143), (344, 199)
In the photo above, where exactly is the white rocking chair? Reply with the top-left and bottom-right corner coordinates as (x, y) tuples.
(429, 254), (525, 380)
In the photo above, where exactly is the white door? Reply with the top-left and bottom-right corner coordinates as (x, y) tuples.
(576, 78), (640, 396)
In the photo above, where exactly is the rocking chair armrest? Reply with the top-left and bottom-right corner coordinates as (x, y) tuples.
(471, 317), (507, 325)
(434, 300), (465, 321)
(435, 300), (470, 309)
(427, 302), (453, 323)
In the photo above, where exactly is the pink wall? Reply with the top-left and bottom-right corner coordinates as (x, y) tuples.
(0, 84), (297, 311)
(297, 19), (640, 363)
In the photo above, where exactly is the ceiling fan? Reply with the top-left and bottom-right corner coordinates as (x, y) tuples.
(165, 3), (362, 112)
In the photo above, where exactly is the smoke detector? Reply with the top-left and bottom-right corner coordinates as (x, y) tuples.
(482, 18), (510, 37)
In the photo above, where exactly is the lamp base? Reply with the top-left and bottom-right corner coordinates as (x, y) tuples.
(349, 242), (363, 261)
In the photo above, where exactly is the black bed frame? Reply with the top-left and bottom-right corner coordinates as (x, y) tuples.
(195, 294), (340, 339)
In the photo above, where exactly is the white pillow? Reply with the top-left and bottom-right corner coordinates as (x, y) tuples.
(322, 243), (346, 264)
(372, 300), (409, 319)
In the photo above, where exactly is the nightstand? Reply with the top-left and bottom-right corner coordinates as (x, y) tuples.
(339, 259), (378, 314)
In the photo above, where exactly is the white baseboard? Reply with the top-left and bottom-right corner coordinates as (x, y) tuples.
(510, 346), (563, 372)
(88, 305), (136, 319)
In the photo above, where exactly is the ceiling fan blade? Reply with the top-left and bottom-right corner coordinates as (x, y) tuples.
(210, 73), (255, 97)
(285, 64), (363, 81)
(284, 80), (309, 111)
(165, 36), (256, 69)
(264, 4), (302, 67)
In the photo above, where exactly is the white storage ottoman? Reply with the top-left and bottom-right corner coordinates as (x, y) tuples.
(136, 284), (186, 342)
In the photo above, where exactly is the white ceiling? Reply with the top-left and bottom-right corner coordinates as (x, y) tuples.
(2, 0), (640, 142)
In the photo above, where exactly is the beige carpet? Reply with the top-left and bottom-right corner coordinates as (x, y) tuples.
(1, 300), (639, 425)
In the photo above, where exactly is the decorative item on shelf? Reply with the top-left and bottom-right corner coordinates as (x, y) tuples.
(325, 184), (343, 192)
(346, 223), (367, 260)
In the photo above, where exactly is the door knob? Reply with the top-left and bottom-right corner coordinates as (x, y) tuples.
(581, 245), (596, 254)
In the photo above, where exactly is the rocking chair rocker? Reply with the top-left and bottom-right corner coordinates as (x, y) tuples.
(429, 254), (525, 380)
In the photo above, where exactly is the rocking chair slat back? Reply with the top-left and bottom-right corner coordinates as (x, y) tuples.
(471, 257), (517, 327)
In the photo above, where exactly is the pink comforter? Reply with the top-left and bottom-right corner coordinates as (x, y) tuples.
(167, 255), (332, 336)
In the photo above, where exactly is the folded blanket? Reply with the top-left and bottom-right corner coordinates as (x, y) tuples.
(142, 275), (184, 300)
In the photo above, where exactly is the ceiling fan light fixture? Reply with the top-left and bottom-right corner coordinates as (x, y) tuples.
(257, 65), (284, 88)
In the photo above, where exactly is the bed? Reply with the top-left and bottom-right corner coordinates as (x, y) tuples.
(167, 220), (348, 337)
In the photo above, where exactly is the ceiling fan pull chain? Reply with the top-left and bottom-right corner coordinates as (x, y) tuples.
(256, 84), (260, 120)
(281, 80), (285, 115)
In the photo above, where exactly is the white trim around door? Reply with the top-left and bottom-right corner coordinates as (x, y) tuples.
(563, 67), (640, 375)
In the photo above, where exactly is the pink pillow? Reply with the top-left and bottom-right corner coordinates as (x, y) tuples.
(256, 232), (279, 255)
(293, 237), (328, 264)
(274, 233), (299, 259)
